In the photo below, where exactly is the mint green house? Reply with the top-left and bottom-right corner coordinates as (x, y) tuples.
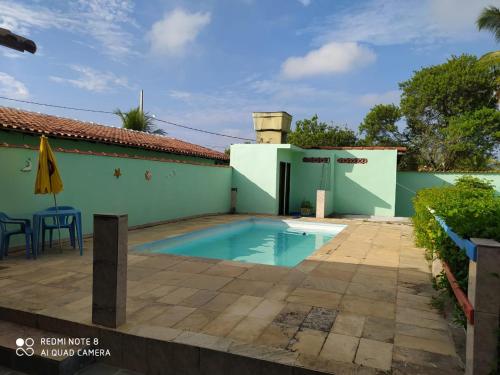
(230, 111), (402, 217)
(231, 141), (401, 217)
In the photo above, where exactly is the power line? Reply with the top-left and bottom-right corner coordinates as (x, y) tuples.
(0, 95), (113, 114)
(152, 117), (253, 141)
(0, 95), (254, 141)
(202, 144), (228, 150)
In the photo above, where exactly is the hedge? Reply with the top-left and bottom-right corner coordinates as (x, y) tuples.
(412, 176), (500, 324)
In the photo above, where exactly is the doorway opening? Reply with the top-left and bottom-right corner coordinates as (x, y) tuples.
(278, 162), (291, 215)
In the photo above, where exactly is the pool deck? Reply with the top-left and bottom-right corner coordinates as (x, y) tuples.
(0, 215), (463, 374)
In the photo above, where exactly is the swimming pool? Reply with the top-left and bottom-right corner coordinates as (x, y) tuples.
(134, 218), (346, 267)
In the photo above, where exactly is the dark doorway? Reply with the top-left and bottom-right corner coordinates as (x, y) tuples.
(278, 162), (291, 215)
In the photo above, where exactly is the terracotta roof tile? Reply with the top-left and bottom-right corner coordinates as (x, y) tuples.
(0, 107), (228, 161)
(308, 146), (407, 152)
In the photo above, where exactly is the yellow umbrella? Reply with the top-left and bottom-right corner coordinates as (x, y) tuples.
(35, 136), (63, 194)
(35, 135), (64, 248)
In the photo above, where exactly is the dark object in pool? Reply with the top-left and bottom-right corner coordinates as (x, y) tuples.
(303, 232), (306, 235)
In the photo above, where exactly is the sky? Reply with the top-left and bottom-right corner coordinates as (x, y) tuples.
(0, 0), (498, 152)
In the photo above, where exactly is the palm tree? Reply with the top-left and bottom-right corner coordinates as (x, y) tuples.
(477, 7), (500, 104)
(477, 6), (500, 42)
(114, 107), (166, 135)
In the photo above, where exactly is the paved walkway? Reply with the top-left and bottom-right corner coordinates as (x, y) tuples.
(0, 215), (463, 374)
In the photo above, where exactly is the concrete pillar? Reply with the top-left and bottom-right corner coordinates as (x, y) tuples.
(465, 238), (500, 375)
(431, 257), (444, 278)
(230, 188), (237, 214)
(316, 190), (326, 219)
(92, 214), (128, 328)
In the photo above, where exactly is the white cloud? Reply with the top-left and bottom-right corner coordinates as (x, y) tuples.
(50, 65), (130, 92)
(249, 79), (344, 101)
(305, 0), (492, 47)
(0, 0), (135, 58)
(281, 42), (376, 79)
(0, 72), (29, 99)
(169, 90), (192, 100)
(297, 0), (311, 6)
(0, 1), (73, 35)
(358, 90), (400, 107)
(148, 8), (211, 56)
(159, 75), (359, 148)
(1, 49), (24, 59)
(77, 0), (135, 58)
(428, 0), (492, 36)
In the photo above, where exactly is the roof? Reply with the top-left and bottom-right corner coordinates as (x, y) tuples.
(308, 146), (407, 153)
(0, 107), (228, 161)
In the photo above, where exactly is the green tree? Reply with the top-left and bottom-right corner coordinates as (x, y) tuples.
(477, 50), (500, 90)
(287, 115), (357, 148)
(477, 6), (500, 42)
(359, 104), (402, 145)
(399, 54), (497, 170)
(114, 107), (166, 135)
(443, 108), (500, 170)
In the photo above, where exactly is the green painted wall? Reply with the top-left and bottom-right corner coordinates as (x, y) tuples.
(290, 149), (332, 215)
(0, 131), (221, 164)
(396, 172), (500, 217)
(0, 146), (231, 245)
(332, 150), (397, 216)
(230, 144), (282, 214)
(230, 145), (398, 217)
(290, 149), (397, 216)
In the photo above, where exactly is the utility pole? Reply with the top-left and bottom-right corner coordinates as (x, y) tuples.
(139, 90), (144, 113)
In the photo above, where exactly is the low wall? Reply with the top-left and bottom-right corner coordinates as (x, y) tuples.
(332, 150), (397, 217)
(395, 172), (500, 217)
(0, 146), (232, 245)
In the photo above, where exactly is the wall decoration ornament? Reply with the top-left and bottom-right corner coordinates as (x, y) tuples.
(114, 168), (122, 178)
(145, 170), (152, 181)
(337, 158), (368, 164)
(302, 157), (330, 163)
(20, 158), (32, 172)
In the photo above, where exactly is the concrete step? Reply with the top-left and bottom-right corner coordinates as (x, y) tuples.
(0, 320), (94, 375)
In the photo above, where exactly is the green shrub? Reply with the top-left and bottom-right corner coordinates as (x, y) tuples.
(412, 176), (500, 325)
(454, 175), (495, 191)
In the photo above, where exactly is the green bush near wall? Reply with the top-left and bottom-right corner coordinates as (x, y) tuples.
(396, 172), (500, 217)
(412, 176), (500, 324)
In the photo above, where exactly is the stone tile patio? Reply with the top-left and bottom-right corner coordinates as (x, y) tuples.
(0, 215), (464, 374)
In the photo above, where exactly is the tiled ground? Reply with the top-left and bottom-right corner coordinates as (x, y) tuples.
(0, 215), (464, 374)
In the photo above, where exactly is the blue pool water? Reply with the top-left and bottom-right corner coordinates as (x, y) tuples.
(134, 218), (346, 267)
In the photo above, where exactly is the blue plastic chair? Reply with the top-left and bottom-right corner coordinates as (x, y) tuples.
(41, 206), (76, 251)
(0, 212), (33, 259)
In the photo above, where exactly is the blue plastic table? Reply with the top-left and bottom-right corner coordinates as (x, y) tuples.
(32, 208), (83, 258)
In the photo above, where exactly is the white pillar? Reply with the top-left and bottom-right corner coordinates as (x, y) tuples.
(316, 190), (326, 219)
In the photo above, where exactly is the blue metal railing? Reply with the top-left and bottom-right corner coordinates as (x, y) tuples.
(428, 208), (477, 262)
(428, 207), (476, 323)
